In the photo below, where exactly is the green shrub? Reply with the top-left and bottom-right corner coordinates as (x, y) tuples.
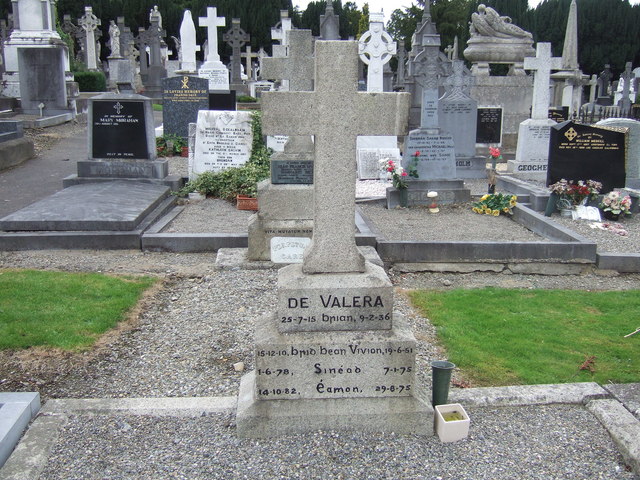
(237, 95), (258, 103)
(156, 134), (187, 157)
(74, 71), (107, 92)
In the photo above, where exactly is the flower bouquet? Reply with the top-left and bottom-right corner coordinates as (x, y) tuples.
(548, 179), (602, 207)
(599, 191), (632, 220)
(380, 158), (408, 189)
(472, 193), (517, 216)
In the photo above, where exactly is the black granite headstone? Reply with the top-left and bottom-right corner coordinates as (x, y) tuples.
(547, 121), (626, 193)
(271, 160), (314, 184)
(162, 76), (209, 138)
(548, 106), (569, 124)
(91, 100), (149, 159)
(209, 91), (237, 111)
(476, 107), (502, 144)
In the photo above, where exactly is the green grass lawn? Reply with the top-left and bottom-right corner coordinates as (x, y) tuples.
(0, 269), (157, 351)
(409, 288), (640, 386)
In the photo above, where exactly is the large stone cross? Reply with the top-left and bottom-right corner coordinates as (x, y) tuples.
(262, 41), (410, 274)
(358, 12), (396, 93)
(78, 6), (100, 70)
(619, 61), (634, 113)
(261, 30), (314, 92)
(223, 18), (250, 83)
(524, 42), (562, 120)
(198, 7), (225, 64)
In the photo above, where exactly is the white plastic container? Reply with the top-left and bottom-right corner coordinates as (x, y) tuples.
(435, 403), (470, 442)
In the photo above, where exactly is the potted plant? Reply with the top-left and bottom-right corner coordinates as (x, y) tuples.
(435, 403), (470, 442)
(599, 190), (632, 220)
(548, 179), (602, 215)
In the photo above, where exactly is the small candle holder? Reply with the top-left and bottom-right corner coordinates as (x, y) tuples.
(427, 191), (439, 213)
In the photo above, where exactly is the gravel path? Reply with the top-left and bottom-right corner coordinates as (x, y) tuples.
(38, 405), (634, 480)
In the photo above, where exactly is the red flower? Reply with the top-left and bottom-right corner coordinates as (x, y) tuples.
(414, 150), (420, 156)
(489, 147), (501, 158)
(401, 171), (408, 177)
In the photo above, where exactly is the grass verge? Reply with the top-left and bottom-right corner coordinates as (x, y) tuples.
(0, 269), (157, 351)
(409, 287), (640, 386)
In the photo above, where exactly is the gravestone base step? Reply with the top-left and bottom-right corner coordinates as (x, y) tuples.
(386, 182), (471, 208)
(0, 181), (173, 232)
(236, 370), (433, 438)
(62, 174), (183, 192)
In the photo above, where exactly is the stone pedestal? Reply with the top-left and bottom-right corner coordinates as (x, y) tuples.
(236, 302), (433, 436)
(198, 62), (230, 92)
(386, 180), (470, 208)
(510, 118), (556, 180)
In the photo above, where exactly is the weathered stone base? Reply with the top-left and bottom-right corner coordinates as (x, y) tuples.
(506, 160), (547, 181)
(455, 156), (488, 179)
(386, 180), (471, 208)
(247, 216), (313, 261)
(236, 370), (433, 438)
(277, 262), (393, 332)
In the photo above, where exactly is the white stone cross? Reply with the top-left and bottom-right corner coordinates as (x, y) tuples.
(262, 41), (410, 274)
(241, 46), (259, 81)
(78, 6), (100, 70)
(524, 42), (562, 120)
(261, 30), (314, 92)
(358, 12), (396, 93)
(271, 10), (292, 46)
(198, 7), (225, 64)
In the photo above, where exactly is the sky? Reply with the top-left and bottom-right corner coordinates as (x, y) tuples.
(293, 0), (640, 20)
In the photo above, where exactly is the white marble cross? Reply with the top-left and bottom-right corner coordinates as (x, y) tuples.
(262, 41), (410, 274)
(358, 12), (396, 93)
(271, 10), (292, 46)
(524, 42), (562, 120)
(198, 7), (225, 64)
(261, 30), (314, 92)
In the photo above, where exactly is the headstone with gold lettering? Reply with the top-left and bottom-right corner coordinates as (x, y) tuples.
(162, 75), (209, 138)
(236, 40), (432, 438)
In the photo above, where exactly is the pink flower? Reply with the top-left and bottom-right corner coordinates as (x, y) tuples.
(489, 147), (501, 158)
(414, 150), (420, 157)
(401, 171), (408, 177)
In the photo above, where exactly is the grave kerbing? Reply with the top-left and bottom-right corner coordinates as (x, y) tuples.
(236, 41), (432, 437)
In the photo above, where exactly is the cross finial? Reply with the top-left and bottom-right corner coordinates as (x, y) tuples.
(199, 7), (226, 64)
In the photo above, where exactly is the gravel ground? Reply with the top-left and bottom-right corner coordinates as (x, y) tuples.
(38, 406), (635, 480)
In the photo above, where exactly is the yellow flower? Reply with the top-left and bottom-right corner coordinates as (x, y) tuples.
(481, 194), (490, 201)
(492, 210), (500, 216)
(503, 207), (509, 213)
(509, 197), (517, 207)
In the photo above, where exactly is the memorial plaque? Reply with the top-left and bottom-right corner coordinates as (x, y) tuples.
(91, 100), (148, 159)
(271, 160), (314, 184)
(162, 76), (209, 138)
(548, 106), (569, 124)
(357, 148), (401, 180)
(439, 97), (477, 158)
(403, 131), (456, 179)
(255, 313), (416, 400)
(547, 121), (626, 193)
(198, 66), (230, 91)
(192, 110), (252, 175)
(476, 107), (503, 144)
(209, 91), (236, 111)
(270, 236), (311, 263)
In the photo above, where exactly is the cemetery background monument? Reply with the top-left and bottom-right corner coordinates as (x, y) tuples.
(511, 42), (562, 180)
(464, 4), (534, 151)
(198, 7), (229, 92)
(236, 41), (431, 437)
